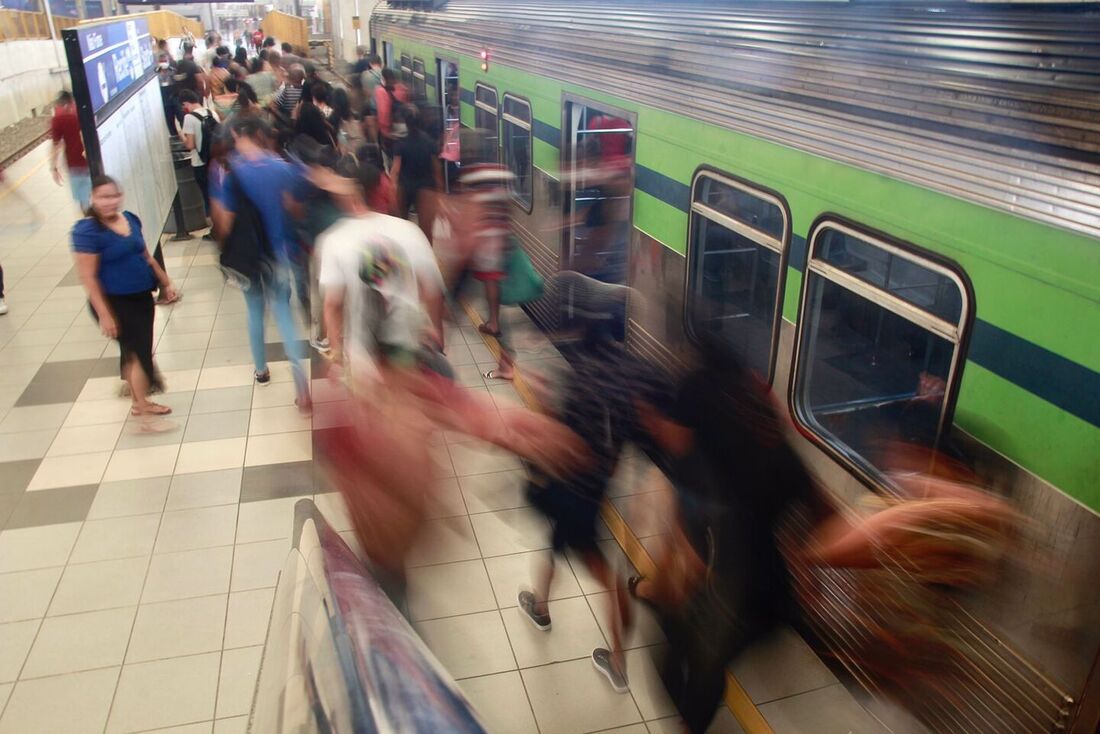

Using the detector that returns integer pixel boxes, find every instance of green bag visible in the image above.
[499,241,544,305]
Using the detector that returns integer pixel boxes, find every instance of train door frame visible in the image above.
[435,54,461,193]
[558,93,638,286]
[382,40,394,69]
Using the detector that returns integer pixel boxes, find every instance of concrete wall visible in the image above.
[0,39,67,130]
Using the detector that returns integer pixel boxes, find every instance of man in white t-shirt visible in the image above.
[179,89,216,220]
[318,159,444,378]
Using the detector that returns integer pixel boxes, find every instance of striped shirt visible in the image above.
[273,83,303,115]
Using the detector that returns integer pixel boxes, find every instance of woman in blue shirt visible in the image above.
[73,176,177,417]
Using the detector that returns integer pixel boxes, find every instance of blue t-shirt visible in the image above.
[213,152,309,262]
[71,212,156,295]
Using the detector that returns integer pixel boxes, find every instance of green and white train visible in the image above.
[368,1,1100,731]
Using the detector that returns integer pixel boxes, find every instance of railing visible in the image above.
[0,9,80,41]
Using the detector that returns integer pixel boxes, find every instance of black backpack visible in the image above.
[218,170,273,290]
[190,110,219,165]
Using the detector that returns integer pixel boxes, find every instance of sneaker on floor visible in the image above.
[0,299,7,315]
[310,337,331,353]
[295,395,312,416]
[592,648,629,693]
[517,589,551,631]
[255,370,271,385]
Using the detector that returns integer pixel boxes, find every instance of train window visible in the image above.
[502,94,533,210]
[686,171,789,381]
[793,220,970,481]
[400,54,411,75]
[412,58,427,98]
[474,83,500,161]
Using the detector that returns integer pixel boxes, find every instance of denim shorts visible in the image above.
[69,169,92,210]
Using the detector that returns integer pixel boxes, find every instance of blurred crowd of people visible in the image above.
[57,33,1022,734]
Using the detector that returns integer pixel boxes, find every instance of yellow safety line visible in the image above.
[459,298,774,734]
[0,156,49,202]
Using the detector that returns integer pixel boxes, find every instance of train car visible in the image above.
[368,1,1100,731]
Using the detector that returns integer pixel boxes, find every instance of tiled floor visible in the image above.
[0,144,880,734]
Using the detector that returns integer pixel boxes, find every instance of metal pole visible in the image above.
[41,0,64,69]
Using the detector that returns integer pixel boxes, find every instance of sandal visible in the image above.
[483,369,514,382]
[131,402,173,416]
[627,575,645,600]
[478,323,503,338]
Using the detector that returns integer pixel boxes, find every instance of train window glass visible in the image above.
[383,41,394,69]
[794,221,969,479]
[686,172,788,380]
[815,229,963,322]
[412,58,426,99]
[474,83,500,161]
[502,94,533,210]
[400,54,411,75]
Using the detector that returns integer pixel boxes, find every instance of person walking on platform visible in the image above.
[179,90,217,220]
[49,90,91,211]
[518,273,637,693]
[72,176,176,419]
[211,116,311,409]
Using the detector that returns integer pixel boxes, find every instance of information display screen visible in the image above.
[75,17,155,117]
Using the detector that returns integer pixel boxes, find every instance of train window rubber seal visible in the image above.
[788,214,975,496]
[501,92,534,213]
[682,166,792,386]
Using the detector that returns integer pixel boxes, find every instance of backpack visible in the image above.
[385,87,408,139]
[190,110,219,165]
[218,170,273,290]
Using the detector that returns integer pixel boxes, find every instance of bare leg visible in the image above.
[484,279,501,333]
[126,354,149,412]
[582,550,629,674]
[533,554,555,617]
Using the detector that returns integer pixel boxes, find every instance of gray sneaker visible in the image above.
[592,648,629,693]
[517,589,551,631]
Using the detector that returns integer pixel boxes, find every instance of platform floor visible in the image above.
[0,142,889,733]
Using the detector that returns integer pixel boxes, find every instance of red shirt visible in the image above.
[252,30,264,47]
[50,105,87,171]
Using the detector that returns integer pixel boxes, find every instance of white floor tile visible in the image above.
[230,539,289,592]
[0,619,38,682]
[142,546,233,603]
[21,607,135,679]
[155,505,238,553]
[49,556,148,616]
[215,645,262,718]
[190,386,254,415]
[26,451,111,490]
[458,671,539,734]
[312,492,353,532]
[213,716,247,734]
[647,707,745,733]
[243,430,312,466]
[0,667,119,734]
[175,437,247,474]
[0,523,80,573]
[224,588,275,649]
[107,652,220,733]
[0,428,56,462]
[415,611,516,680]
[197,365,254,390]
[235,498,299,544]
[47,422,125,457]
[406,516,482,567]
[730,627,838,705]
[623,646,677,721]
[127,595,228,663]
[424,476,468,519]
[62,399,133,428]
[0,567,63,623]
[757,684,887,734]
[483,550,583,609]
[503,595,608,668]
[249,380,297,409]
[521,657,642,734]
[70,513,161,563]
[102,444,181,483]
[448,441,524,476]
[469,507,552,557]
[407,559,497,621]
[459,469,529,513]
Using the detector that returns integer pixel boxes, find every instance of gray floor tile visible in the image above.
[263,340,311,365]
[0,459,43,495]
[92,355,124,378]
[239,461,316,503]
[166,468,242,510]
[5,483,98,529]
[114,421,185,450]
[0,487,22,529]
[183,410,251,443]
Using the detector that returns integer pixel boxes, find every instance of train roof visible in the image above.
[374,0,1100,239]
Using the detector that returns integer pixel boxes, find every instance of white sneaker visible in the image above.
[0,299,8,315]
